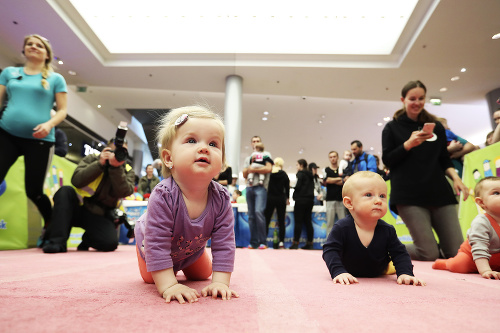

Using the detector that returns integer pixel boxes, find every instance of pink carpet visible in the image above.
[1,245,499,332]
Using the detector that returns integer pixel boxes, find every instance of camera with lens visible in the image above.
[110,121,128,162]
[106,208,134,238]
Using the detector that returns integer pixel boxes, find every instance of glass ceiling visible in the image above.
[67,0,419,55]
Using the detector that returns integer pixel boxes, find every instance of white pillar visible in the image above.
[224,75,243,178]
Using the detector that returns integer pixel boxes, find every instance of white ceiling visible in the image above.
[0,0,499,176]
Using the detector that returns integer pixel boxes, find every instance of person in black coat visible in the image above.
[290,159,315,250]
[382,80,468,261]
[264,157,290,249]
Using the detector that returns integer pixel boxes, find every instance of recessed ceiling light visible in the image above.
[68,70,77,75]
[439,87,447,92]
[450,76,460,81]
[377,122,383,126]
[492,33,500,40]
[97,105,102,108]
[263,111,269,115]
[460,68,466,72]
[383,117,391,121]
[58,60,64,65]
[262,117,268,121]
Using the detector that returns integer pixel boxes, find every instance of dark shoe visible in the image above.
[43,241,67,254]
[77,242,90,251]
[301,242,314,250]
[289,242,299,250]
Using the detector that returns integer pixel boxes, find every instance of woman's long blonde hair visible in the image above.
[272,157,284,173]
[23,34,53,90]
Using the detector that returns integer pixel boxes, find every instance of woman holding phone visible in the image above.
[382,80,468,261]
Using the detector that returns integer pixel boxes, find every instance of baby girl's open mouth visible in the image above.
[196,158,209,164]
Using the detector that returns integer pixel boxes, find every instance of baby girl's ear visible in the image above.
[161,149,173,169]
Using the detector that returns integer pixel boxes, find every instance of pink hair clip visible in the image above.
[174,114,189,126]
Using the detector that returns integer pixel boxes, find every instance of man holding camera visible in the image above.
[42,138,135,253]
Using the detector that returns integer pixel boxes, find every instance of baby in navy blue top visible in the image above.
[322,171,426,286]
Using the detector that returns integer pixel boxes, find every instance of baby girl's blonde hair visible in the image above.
[156,105,226,178]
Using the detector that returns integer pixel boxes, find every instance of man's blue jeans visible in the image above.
[245,185,268,248]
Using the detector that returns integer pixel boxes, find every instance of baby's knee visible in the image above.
[446,255,475,273]
[183,252,212,280]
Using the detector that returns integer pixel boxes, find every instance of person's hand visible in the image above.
[100,148,113,165]
[201,282,239,300]
[404,130,433,150]
[32,122,52,139]
[162,283,201,304]
[397,274,426,286]
[99,148,125,167]
[108,154,126,167]
[453,178,469,201]
[332,273,358,285]
[448,140,463,153]
[481,270,500,280]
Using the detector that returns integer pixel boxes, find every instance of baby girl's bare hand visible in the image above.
[201,282,239,300]
[162,284,201,304]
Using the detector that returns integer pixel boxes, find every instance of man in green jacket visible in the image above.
[42,138,135,253]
